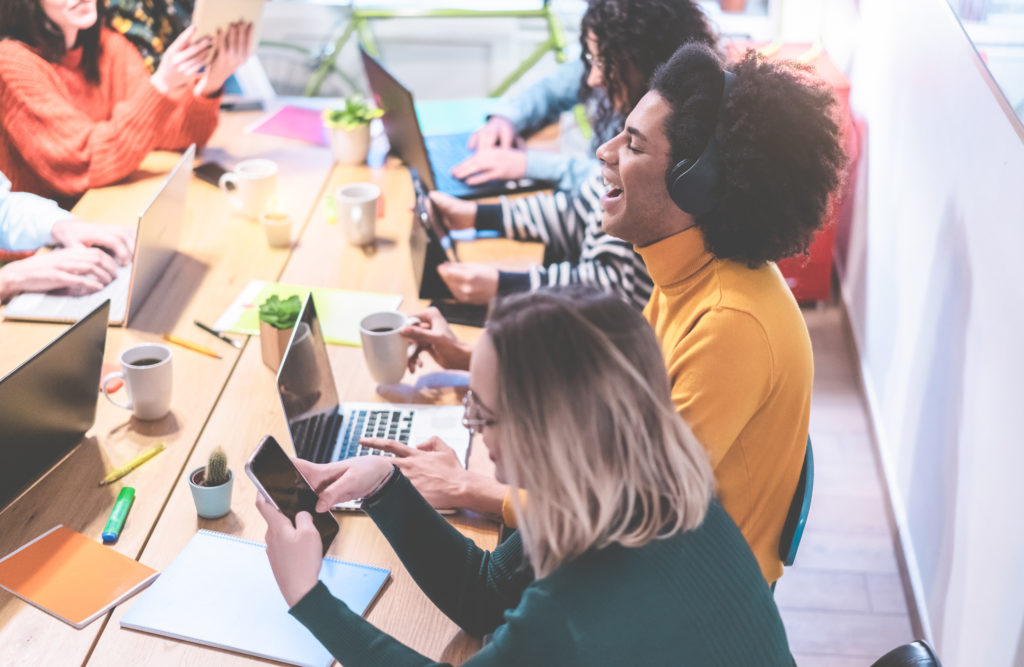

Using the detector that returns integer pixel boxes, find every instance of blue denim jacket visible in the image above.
[488,60,622,192]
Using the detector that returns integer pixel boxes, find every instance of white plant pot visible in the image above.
[327,124,371,165]
[188,467,233,519]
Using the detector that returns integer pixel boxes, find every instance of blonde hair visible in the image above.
[486,289,715,578]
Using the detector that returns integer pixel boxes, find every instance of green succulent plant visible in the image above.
[258,294,302,330]
[322,95,383,130]
[205,447,229,487]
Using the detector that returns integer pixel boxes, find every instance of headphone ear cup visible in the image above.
[667,158,696,212]
[665,136,722,216]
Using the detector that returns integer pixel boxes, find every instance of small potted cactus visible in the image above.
[188,447,234,519]
[258,294,303,372]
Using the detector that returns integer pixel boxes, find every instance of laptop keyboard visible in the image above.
[426,132,536,199]
[293,408,415,464]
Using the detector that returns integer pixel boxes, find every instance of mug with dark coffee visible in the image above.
[359,311,417,385]
[102,343,173,420]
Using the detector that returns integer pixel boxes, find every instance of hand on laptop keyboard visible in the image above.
[358,436,474,510]
[450,147,527,186]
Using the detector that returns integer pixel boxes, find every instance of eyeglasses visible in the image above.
[461,389,497,435]
[583,51,604,70]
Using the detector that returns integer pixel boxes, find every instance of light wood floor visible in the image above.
[776,305,917,666]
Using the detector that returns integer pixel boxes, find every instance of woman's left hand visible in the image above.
[195,22,254,98]
[255,494,323,607]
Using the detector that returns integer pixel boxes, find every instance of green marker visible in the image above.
[102,487,135,544]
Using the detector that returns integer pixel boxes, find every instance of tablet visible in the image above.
[191,0,265,52]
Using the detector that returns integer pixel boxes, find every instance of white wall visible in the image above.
[836,0,1024,664]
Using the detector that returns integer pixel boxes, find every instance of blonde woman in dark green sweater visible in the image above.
[256,288,794,666]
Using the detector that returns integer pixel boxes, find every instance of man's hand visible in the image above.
[255,495,324,607]
[451,148,528,186]
[0,248,120,301]
[360,436,506,516]
[50,219,135,265]
[466,116,520,150]
[292,456,395,512]
[428,191,477,231]
[196,22,254,98]
[400,306,472,372]
[437,262,499,305]
[150,25,212,94]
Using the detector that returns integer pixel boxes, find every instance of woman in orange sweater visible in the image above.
[0,0,251,204]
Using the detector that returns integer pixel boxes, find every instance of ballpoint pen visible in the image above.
[194,320,242,349]
[163,333,222,359]
[99,443,165,486]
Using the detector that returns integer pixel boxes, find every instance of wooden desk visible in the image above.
[87,160,511,665]
[0,113,334,665]
[1,122,534,663]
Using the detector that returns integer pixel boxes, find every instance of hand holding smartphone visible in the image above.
[246,436,339,556]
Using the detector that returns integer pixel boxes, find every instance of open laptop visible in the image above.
[361,47,542,199]
[3,145,195,325]
[276,293,471,509]
[0,300,109,510]
[409,168,487,327]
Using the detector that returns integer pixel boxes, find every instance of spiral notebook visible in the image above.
[120,530,390,667]
[0,525,158,628]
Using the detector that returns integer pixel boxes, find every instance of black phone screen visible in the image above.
[248,436,339,556]
[195,161,228,187]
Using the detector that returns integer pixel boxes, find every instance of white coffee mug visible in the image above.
[359,311,415,385]
[219,159,278,219]
[337,183,380,246]
[102,343,173,420]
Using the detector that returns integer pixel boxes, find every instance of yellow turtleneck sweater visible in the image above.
[638,227,811,582]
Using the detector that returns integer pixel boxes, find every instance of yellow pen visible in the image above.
[99,443,166,486]
[163,333,222,359]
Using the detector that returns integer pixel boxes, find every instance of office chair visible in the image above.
[870,639,942,667]
[779,435,814,566]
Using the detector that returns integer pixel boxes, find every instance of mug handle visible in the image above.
[219,172,239,202]
[102,372,132,411]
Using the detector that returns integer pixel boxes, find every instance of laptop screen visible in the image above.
[360,47,437,191]
[0,300,109,510]
[276,295,340,456]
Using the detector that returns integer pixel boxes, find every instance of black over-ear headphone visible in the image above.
[666,70,736,216]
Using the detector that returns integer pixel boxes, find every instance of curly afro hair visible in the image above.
[580,0,717,141]
[651,42,847,266]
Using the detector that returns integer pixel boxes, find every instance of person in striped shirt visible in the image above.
[431,0,717,309]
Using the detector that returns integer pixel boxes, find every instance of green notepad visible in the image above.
[214,280,402,347]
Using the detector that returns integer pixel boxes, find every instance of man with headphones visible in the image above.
[368,42,846,586]
[596,42,845,583]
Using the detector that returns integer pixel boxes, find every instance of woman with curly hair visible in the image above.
[426,0,717,310]
[0,0,250,204]
[257,289,793,666]
[453,0,717,192]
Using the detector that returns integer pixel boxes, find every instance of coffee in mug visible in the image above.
[359,311,416,385]
[219,159,278,219]
[102,343,173,420]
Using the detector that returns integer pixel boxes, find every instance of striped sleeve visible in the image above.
[498,173,653,310]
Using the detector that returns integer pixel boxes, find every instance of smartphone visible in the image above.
[245,436,339,556]
[195,161,228,187]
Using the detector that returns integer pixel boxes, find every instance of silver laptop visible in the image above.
[276,293,471,509]
[3,145,195,325]
[0,300,109,510]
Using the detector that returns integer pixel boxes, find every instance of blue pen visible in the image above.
[102,487,135,544]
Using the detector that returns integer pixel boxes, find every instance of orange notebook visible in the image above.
[0,525,158,628]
